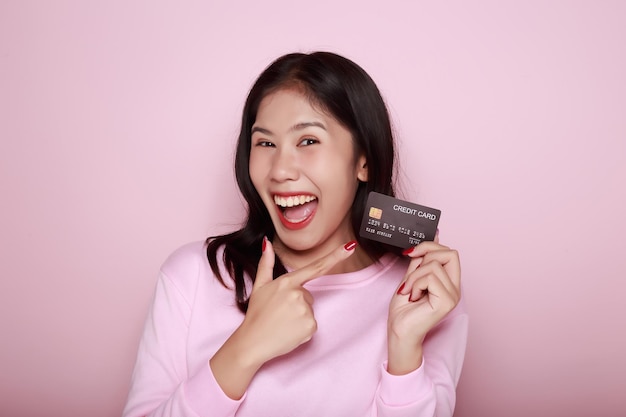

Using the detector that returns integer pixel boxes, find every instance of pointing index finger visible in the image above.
[287,240,358,287]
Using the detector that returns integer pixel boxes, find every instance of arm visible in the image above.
[122,271,243,417]
[376,240,468,417]
[376,302,468,417]
[124,239,359,416]
[209,237,358,399]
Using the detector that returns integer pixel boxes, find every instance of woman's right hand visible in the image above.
[242,237,357,362]
[209,237,356,399]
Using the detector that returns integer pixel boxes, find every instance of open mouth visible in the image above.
[273,194,318,229]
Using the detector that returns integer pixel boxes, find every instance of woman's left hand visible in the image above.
[387,238,461,375]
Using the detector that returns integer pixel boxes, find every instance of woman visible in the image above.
[123,51,467,417]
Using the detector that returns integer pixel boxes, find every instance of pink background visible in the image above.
[1,1,625,416]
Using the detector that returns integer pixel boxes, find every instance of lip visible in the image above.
[272,191,316,198]
[272,192,317,230]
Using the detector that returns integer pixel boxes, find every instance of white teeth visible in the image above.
[274,195,316,208]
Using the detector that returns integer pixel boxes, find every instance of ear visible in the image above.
[356,154,368,182]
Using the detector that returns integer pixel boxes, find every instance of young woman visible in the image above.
[123,52,467,417]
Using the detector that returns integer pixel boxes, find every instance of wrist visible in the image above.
[209,325,265,400]
[387,334,424,375]
[228,322,268,371]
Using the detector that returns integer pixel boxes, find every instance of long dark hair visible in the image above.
[206,51,400,312]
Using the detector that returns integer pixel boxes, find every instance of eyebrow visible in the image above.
[251,121,327,135]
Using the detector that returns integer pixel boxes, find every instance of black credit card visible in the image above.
[359,192,441,249]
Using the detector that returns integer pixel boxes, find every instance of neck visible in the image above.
[273,240,374,274]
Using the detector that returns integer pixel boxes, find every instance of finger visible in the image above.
[419,249,461,289]
[253,236,275,290]
[409,273,458,312]
[408,255,423,270]
[434,229,440,244]
[403,241,449,259]
[399,248,460,297]
[408,241,450,257]
[302,288,315,306]
[402,241,450,258]
[398,258,444,297]
[400,256,424,285]
[404,259,458,301]
[401,240,446,278]
[287,240,358,287]
[404,242,461,288]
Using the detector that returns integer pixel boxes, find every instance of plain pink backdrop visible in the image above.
[1,1,625,416]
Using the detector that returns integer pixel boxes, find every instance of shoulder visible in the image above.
[157,241,218,299]
[160,241,208,278]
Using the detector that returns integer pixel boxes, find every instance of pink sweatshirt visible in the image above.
[123,241,468,417]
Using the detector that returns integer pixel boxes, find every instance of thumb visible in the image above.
[253,236,275,290]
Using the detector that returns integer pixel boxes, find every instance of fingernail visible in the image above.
[262,236,267,252]
[402,247,414,256]
[344,240,357,251]
[397,282,406,295]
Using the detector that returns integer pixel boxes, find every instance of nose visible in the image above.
[269,147,299,182]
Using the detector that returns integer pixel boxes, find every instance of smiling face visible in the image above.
[249,88,368,268]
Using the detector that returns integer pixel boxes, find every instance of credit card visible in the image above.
[359,192,441,249]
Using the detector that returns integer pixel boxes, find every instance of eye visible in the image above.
[299,137,319,146]
[255,140,275,147]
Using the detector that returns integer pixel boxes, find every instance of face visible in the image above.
[249,88,368,265]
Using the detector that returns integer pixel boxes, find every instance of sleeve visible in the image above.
[122,271,245,417]
[374,299,469,417]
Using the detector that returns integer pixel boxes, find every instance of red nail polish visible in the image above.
[402,247,414,256]
[262,236,267,252]
[397,282,406,295]
[344,240,357,251]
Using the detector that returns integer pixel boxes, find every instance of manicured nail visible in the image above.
[402,246,414,256]
[344,240,358,251]
[397,282,406,295]
[262,236,267,252]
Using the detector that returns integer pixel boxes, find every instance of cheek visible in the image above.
[248,153,264,186]
[248,155,274,208]
[322,166,360,203]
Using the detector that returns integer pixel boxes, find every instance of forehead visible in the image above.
[256,89,325,119]
[255,85,339,124]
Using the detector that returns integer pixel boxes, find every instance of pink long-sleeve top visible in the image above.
[123,241,468,417]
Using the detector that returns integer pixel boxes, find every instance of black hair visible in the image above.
[206,51,400,312]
